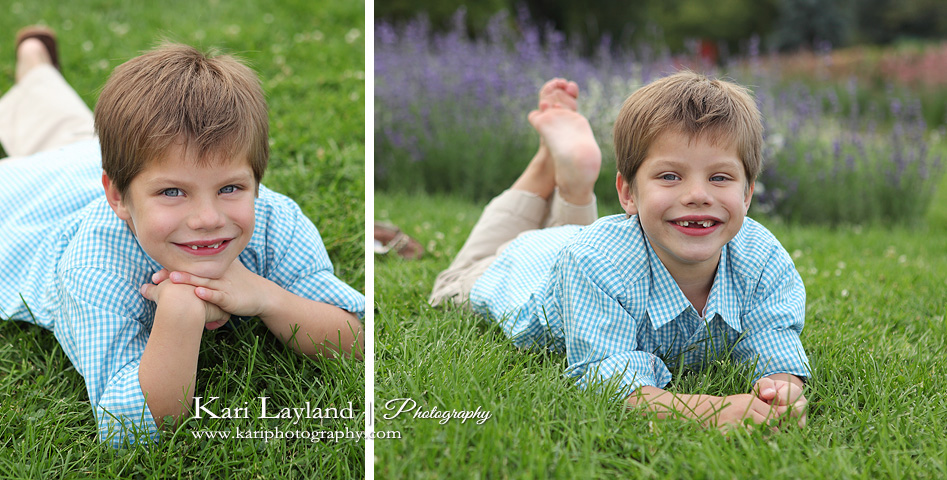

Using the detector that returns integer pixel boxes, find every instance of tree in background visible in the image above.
[770,0,854,50]
[855,0,947,44]
[374,0,508,37]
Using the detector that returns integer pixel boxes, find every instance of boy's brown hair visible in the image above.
[94,43,268,197]
[613,70,763,189]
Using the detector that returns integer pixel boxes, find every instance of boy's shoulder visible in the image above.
[571,214,645,250]
[724,217,798,291]
[245,185,322,251]
[59,198,155,286]
[728,217,790,267]
[561,213,649,281]
[252,185,308,222]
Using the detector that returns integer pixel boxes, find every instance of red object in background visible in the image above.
[699,39,718,65]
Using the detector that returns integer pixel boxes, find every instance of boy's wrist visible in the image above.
[154,283,207,328]
[252,276,284,320]
[628,386,723,421]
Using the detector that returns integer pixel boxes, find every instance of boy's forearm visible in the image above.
[139,293,205,427]
[626,386,725,424]
[259,286,364,360]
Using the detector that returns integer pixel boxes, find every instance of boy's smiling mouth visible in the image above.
[674,220,716,228]
[669,216,722,236]
[173,238,233,256]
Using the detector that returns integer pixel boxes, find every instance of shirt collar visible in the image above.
[703,245,743,332]
[641,229,691,330]
[641,225,742,332]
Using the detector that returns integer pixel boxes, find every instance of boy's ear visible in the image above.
[616,172,637,216]
[102,173,132,221]
[744,181,755,213]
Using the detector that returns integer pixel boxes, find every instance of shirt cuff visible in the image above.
[95,362,159,447]
[568,351,674,399]
[745,328,811,383]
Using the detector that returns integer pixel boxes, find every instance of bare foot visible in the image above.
[15,38,52,82]
[510,79,583,198]
[537,78,579,111]
[527,104,601,205]
[510,78,597,200]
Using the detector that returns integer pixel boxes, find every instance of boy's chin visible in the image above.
[163,259,230,279]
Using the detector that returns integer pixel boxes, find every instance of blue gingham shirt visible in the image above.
[0,140,365,446]
[470,213,809,396]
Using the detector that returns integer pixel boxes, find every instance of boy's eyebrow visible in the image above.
[216,171,255,184]
[647,158,743,171]
[145,170,255,186]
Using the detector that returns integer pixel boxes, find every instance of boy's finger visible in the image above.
[139,283,155,301]
[749,397,777,419]
[791,398,808,417]
[195,286,226,307]
[151,269,170,284]
[205,317,230,330]
[776,382,804,405]
[753,378,777,401]
[169,271,213,287]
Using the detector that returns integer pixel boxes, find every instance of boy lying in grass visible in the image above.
[430,71,809,430]
[0,28,364,446]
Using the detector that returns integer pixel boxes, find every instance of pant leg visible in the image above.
[0,65,95,158]
[429,189,548,307]
[541,188,599,228]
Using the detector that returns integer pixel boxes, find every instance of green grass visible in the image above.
[0,1,364,478]
[374,190,947,479]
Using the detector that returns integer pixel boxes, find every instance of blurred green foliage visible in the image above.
[376,0,947,54]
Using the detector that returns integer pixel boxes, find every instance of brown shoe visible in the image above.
[15,25,59,71]
[374,222,424,260]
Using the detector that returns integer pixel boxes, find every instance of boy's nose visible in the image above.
[682,180,713,206]
[188,199,226,230]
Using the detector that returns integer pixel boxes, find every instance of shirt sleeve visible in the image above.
[732,248,810,383]
[54,266,158,447]
[556,243,673,397]
[254,193,365,319]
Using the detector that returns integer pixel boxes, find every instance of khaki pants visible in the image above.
[429,189,598,306]
[0,64,95,158]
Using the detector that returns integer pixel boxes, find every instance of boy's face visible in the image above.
[617,131,753,278]
[103,142,256,279]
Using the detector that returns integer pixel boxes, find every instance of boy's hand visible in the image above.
[140,277,230,329]
[754,375,808,428]
[628,385,803,433]
[712,394,786,432]
[154,259,275,319]
[153,260,362,359]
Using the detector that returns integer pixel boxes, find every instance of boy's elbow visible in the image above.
[310,335,364,361]
[97,414,160,448]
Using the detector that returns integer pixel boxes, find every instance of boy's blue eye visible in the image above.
[220,185,238,194]
[661,174,679,181]
[710,175,729,182]
[161,188,183,197]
